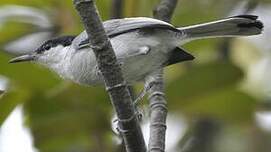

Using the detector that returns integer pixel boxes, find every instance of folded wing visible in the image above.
[73,17,178,50]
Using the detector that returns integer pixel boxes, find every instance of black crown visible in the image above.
[36,36,75,54]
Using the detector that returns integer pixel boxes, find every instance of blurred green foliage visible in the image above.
[24,84,114,152]
[0,0,271,152]
[166,61,257,123]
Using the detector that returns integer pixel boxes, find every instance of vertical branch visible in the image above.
[153,0,178,22]
[148,0,178,152]
[179,119,218,152]
[73,0,146,152]
[111,0,124,19]
[218,0,258,60]
[146,69,167,152]
[0,90,4,97]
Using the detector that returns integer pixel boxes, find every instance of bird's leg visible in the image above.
[132,86,148,122]
[112,74,159,134]
[112,84,150,132]
[133,83,153,106]
[134,71,162,105]
[132,75,158,121]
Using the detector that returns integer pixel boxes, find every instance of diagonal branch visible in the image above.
[73,0,146,152]
[148,0,178,152]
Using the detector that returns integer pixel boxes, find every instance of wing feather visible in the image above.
[73,17,178,49]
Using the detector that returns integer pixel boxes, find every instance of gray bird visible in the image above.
[9,15,263,101]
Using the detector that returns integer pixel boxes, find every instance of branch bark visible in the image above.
[73,0,146,152]
[153,0,178,22]
[111,0,124,19]
[0,90,4,96]
[148,0,178,152]
[179,119,218,152]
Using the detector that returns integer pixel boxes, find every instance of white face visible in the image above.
[37,45,66,65]
[36,45,72,77]
[9,36,76,80]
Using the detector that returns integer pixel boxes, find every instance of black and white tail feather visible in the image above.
[179,15,263,42]
[75,15,263,49]
[138,15,263,105]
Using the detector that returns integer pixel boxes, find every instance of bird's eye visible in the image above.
[44,44,51,50]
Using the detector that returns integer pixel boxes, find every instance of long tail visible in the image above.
[178,15,263,42]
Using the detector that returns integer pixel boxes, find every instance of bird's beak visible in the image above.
[9,54,35,63]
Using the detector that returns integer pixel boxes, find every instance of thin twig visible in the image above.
[73,0,146,152]
[111,0,124,19]
[148,1,178,152]
[218,0,259,60]
[179,119,218,152]
[153,0,178,22]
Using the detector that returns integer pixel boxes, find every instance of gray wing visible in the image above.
[73,17,178,50]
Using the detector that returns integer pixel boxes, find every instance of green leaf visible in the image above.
[0,52,61,90]
[0,22,37,44]
[24,84,117,152]
[167,61,244,104]
[0,52,61,125]
[0,86,30,125]
[0,0,54,7]
[166,61,257,123]
[181,89,257,123]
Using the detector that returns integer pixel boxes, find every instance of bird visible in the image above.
[9,15,263,101]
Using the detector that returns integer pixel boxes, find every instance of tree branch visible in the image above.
[179,119,218,152]
[148,0,178,152]
[73,0,146,152]
[111,0,124,19]
[146,69,167,152]
[153,0,178,22]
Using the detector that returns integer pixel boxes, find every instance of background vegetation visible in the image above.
[0,0,271,151]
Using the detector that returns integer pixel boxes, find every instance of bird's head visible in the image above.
[9,36,75,67]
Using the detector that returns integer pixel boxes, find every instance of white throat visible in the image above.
[38,45,74,80]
